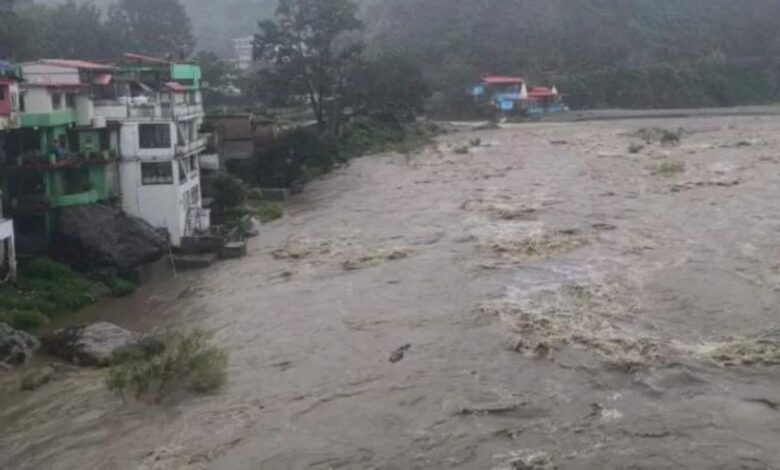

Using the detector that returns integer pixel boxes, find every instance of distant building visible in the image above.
[232,36,255,71]
[204,114,275,169]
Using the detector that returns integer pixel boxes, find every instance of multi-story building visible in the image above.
[0,54,211,253]
[93,53,210,247]
[0,61,20,281]
[1,59,119,253]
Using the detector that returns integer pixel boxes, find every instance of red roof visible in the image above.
[94,74,113,85]
[41,59,114,71]
[164,81,187,92]
[481,75,524,85]
[123,53,174,65]
[528,87,557,98]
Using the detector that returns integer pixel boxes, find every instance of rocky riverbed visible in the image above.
[3,115,780,469]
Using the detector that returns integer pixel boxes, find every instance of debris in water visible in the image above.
[456,401,527,416]
[493,451,557,470]
[696,332,780,366]
[343,247,410,271]
[485,230,589,262]
[389,344,411,363]
[480,283,665,366]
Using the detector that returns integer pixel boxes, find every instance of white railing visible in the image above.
[176,137,207,156]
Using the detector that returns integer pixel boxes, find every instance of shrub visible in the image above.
[103,275,137,297]
[628,143,644,154]
[7,310,48,332]
[655,161,686,176]
[453,145,470,154]
[212,174,246,210]
[106,328,228,400]
[250,200,284,223]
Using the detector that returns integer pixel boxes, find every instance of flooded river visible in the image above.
[3,116,780,469]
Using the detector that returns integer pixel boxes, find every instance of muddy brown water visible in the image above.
[3,116,780,469]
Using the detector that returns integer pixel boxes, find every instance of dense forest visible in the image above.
[3,0,780,111]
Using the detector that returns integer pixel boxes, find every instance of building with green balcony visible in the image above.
[1,60,121,253]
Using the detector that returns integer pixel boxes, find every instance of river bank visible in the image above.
[3,114,780,469]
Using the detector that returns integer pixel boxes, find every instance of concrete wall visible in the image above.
[119,121,177,160]
[22,63,79,86]
[119,158,201,246]
[24,88,53,114]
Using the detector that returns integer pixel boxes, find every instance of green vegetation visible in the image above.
[0,259,136,333]
[246,191,284,223]
[246,119,439,188]
[635,128,682,146]
[654,161,686,176]
[106,328,228,400]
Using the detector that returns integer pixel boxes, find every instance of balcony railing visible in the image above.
[12,150,116,170]
[176,137,207,156]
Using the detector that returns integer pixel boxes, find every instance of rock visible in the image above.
[20,366,55,391]
[389,344,411,363]
[0,322,40,365]
[42,322,136,367]
[51,204,166,271]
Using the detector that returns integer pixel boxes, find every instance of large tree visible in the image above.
[254,0,363,131]
[107,0,195,59]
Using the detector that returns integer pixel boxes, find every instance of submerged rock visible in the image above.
[20,366,55,391]
[0,322,40,365]
[42,322,136,367]
[51,204,166,270]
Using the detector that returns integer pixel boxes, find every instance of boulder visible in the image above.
[42,322,136,366]
[20,366,55,391]
[0,322,40,365]
[52,204,166,271]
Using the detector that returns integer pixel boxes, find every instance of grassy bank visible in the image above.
[0,259,135,333]
[237,118,441,188]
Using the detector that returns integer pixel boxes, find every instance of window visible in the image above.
[139,124,171,149]
[0,87,5,100]
[52,93,62,110]
[19,92,25,112]
[66,94,76,108]
[189,155,197,173]
[141,162,173,185]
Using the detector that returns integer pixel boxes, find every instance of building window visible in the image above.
[141,161,173,185]
[19,92,25,112]
[178,160,187,183]
[0,87,5,101]
[66,93,76,108]
[139,124,171,149]
[52,93,63,110]
[189,155,197,173]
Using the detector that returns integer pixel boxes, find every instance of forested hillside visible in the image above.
[4,0,780,110]
[365,0,780,111]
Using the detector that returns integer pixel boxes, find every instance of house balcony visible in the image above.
[10,189,99,214]
[51,189,99,208]
[0,113,20,131]
[176,137,207,157]
[20,109,77,128]
[10,150,116,172]
[161,103,204,120]
[94,99,162,121]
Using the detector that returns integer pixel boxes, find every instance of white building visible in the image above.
[93,55,211,247]
[0,190,16,282]
[232,36,255,71]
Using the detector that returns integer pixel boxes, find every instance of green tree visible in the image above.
[346,53,431,121]
[107,0,195,58]
[40,1,116,60]
[254,0,364,131]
